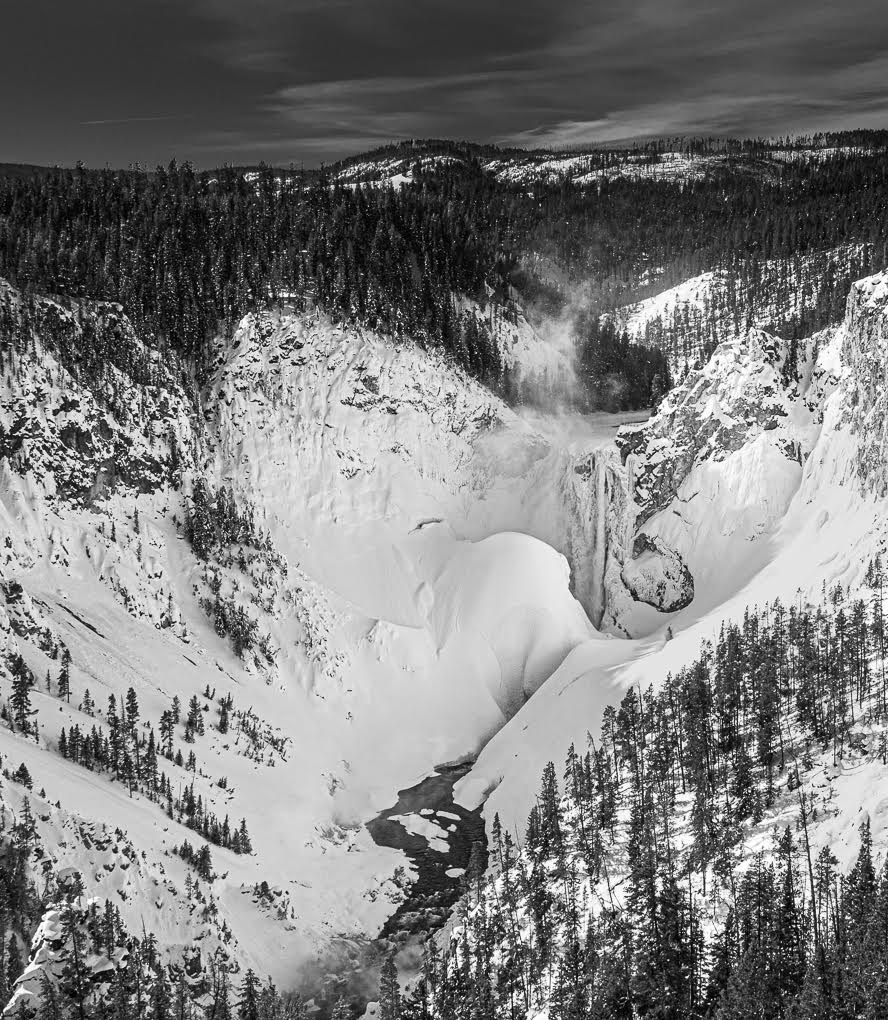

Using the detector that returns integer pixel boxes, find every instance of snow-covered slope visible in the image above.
[3,264,888,1012]
[456,271,888,843]
[609,244,873,370]
[0,283,616,1002]
[331,146,789,190]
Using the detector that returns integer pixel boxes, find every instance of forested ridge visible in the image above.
[3,135,888,410]
[0,163,519,393]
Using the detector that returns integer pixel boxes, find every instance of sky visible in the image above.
[3,0,888,168]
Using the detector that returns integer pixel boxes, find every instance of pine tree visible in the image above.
[160,710,175,757]
[106,696,123,778]
[378,952,401,1020]
[37,970,65,1020]
[173,970,191,1020]
[186,696,204,736]
[60,905,90,1020]
[10,657,35,736]
[6,935,22,991]
[237,969,260,1020]
[58,647,71,703]
[238,819,252,854]
[125,687,139,739]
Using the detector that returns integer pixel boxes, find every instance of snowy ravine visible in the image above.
[1,267,888,1011]
[0,280,622,1004]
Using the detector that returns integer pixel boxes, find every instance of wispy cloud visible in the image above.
[82,114,191,127]
[244,0,888,160]
[503,14,888,148]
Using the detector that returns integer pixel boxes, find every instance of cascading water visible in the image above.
[557,445,635,631]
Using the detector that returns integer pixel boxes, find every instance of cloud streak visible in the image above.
[82,115,191,127]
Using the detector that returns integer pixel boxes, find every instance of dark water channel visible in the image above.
[367,761,488,940]
[303,763,487,1017]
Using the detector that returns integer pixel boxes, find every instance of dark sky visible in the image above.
[4,0,888,168]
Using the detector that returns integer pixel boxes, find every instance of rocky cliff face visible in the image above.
[601,326,831,626]
[0,281,197,505]
[616,329,806,523]
[842,271,888,495]
[620,532,694,613]
[588,269,888,633]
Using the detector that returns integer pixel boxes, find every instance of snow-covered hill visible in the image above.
[609,244,875,371]
[2,263,888,1015]
[331,144,845,190]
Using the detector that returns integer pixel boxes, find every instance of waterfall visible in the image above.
[561,446,634,630]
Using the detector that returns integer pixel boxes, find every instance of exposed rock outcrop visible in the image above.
[616,329,808,526]
[843,271,888,495]
[620,533,694,612]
